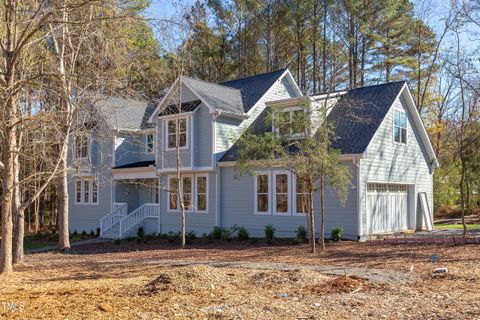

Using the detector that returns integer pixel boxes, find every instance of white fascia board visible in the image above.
[217,154,362,167]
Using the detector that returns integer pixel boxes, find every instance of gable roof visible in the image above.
[92,94,155,131]
[149,69,288,121]
[182,77,245,117]
[220,68,287,113]
[219,81,408,162]
[327,81,406,154]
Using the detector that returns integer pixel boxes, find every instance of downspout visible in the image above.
[212,112,220,227]
[352,156,363,241]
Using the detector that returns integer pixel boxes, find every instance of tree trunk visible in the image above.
[307,178,315,253]
[58,151,71,250]
[13,144,25,264]
[319,176,325,251]
[459,158,467,243]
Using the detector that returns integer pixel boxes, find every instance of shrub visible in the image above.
[89,230,95,238]
[186,231,196,243]
[96,228,101,237]
[113,239,121,245]
[264,224,276,244]
[81,231,87,239]
[249,237,259,245]
[237,226,250,240]
[165,231,181,243]
[73,230,78,236]
[331,226,344,242]
[137,227,145,242]
[209,226,224,240]
[294,226,307,244]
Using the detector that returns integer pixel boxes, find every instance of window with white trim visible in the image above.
[75,135,89,159]
[167,117,187,149]
[254,173,270,215]
[146,133,155,153]
[295,177,308,215]
[168,176,192,211]
[274,109,307,137]
[393,110,407,144]
[75,178,98,205]
[196,175,207,211]
[274,172,290,215]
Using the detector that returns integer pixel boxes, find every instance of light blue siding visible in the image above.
[359,92,433,235]
[115,132,155,167]
[157,172,217,235]
[219,165,358,238]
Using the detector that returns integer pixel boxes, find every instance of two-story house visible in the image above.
[69,69,438,240]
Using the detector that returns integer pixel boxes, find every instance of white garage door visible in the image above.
[367,183,408,234]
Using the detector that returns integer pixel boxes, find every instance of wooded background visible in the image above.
[0,0,479,272]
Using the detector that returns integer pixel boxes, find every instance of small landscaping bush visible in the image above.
[186,231,196,243]
[264,224,276,244]
[81,231,88,240]
[294,225,307,244]
[331,226,344,242]
[113,239,121,245]
[209,226,224,240]
[96,228,101,237]
[237,226,250,240]
[137,227,145,242]
[89,230,95,238]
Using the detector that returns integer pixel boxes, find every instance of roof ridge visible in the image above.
[220,68,287,84]
[316,80,406,95]
[182,76,242,93]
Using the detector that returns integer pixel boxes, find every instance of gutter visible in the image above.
[217,154,363,167]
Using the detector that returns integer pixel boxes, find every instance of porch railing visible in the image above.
[119,203,159,238]
[100,202,128,237]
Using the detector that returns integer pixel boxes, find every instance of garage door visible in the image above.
[367,183,408,234]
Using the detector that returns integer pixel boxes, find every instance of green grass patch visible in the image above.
[434,223,480,230]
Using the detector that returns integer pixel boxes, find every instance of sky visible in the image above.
[144,0,478,57]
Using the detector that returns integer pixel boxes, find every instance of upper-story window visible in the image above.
[167,117,187,150]
[146,133,155,153]
[274,108,307,138]
[393,110,407,144]
[75,135,89,159]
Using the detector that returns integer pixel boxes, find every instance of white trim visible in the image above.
[158,111,194,121]
[195,174,208,213]
[273,171,291,216]
[156,166,214,174]
[254,171,271,216]
[190,115,194,166]
[292,174,307,216]
[392,109,408,146]
[74,177,98,205]
[147,77,182,123]
[165,116,189,151]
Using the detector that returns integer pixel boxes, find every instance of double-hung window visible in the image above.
[393,110,407,144]
[75,135,89,159]
[75,178,98,205]
[167,118,187,149]
[196,175,207,212]
[146,133,155,153]
[274,109,307,138]
[254,173,270,215]
[295,177,308,215]
[167,176,192,211]
[274,172,290,215]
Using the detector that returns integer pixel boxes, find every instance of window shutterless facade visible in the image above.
[166,117,187,150]
[393,110,407,144]
[274,108,307,138]
[254,172,271,215]
[74,178,98,205]
[75,135,89,159]
[168,174,208,213]
[274,171,291,215]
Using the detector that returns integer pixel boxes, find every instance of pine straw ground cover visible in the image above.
[0,240,479,319]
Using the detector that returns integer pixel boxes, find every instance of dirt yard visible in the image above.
[1,240,479,319]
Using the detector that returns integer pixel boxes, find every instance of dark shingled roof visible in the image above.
[113,160,155,169]
[159,100,201,116]
[220,68,287,113]
[219,81,406,161]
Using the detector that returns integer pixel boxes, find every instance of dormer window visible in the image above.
[75,135,89,159]
[393,110,407,144]
[274,108,307,138]
[166,117,187,150]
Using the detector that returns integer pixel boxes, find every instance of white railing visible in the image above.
[100,202,128,237]
[119,203,159,238]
